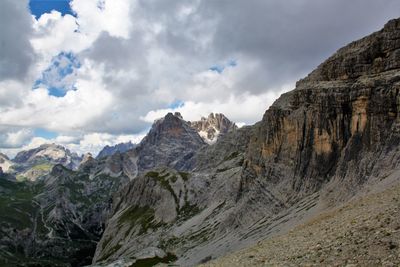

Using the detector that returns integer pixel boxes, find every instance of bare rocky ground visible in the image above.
[201,177,400,267]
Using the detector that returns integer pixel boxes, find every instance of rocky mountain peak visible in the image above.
[134,112,205,172]
[146,112,201,143]
[13,143,82,170]
[189,113,237,144]
[81,152,94,163]
[297,18,400,87]
[96,141,136,159]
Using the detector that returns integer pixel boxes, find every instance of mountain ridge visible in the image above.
[91,17,400,266]
[0,18,400,267]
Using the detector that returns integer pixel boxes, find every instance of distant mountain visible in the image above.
[96,141,136,159]
[92,18,400,266]
[0,153,13,173]
[2,18,400,267]
[189,113,237,144]
[11,144,82,181]
[13,143,82,170]
[134,112,206,172]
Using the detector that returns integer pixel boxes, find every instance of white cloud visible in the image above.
[2,0,400,157]
[66,132,145,156]
[141,87,291,126]
[0,129,33,149]
[1,132,146,158]
[0,61,114,132]
[71,0,133,39]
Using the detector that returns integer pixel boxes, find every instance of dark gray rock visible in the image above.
[96,142,136,159]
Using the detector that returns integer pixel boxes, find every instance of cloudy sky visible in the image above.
[0,0,399,157]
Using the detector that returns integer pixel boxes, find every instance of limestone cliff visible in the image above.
[92,18,400,266]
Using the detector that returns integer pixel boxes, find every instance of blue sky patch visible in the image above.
[209,59,237,73]
[209,65,224,73]
[29,0,74,19]
[34,128,58,139]
[168,100,185,109]
[33,52,81,97]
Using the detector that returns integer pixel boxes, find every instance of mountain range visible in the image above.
[0,18,400,267]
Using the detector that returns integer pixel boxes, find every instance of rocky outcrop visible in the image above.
[93,18,400,266]
[96,142,136,159]
[189,113,237,144]
[0,153,13,173]
[134,112,206,172]
[245,18,400,203]
[13,144,82,170]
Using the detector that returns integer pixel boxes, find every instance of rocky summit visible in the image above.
[0,18,400,267]
[96,142,136,159]
[14,144,82,170]
[189,113,237,144]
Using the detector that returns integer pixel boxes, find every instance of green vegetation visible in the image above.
[179,202,201,219]
[118,205,163,235]
[97,243,122,262]
[16,174,27,182]
[178,172,190,181]
[186,227,214,244]
[129,253,178,267]
[146,171,179,206]
[0,179,43,230]
[223,151,240,161]
[170,175,178,183]
[31,163,53,172]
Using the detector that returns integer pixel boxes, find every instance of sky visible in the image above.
[0,0,399,157]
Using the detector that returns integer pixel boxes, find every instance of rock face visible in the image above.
[245,18,400,203]
[14,144,82,170]
[92,18,400,266]
[201,176,400,266]
[189,113,237,144]
[134,112,206,172]
[0,153,13,173]
[96,142,136,159]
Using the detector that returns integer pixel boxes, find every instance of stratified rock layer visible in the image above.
[93,18,400,266]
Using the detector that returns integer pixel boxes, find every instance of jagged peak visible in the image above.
[96,141,135,159]
[297,17,400,87]
[189,112,237,144]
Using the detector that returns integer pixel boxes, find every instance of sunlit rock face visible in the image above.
[13,143,82,170]
[189,113,237,144]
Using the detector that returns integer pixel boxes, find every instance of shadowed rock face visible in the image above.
[96,142,136,159]
[134,112,206,172]
[93,18,400,266]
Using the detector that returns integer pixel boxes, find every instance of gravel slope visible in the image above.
[201,180,400,267]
